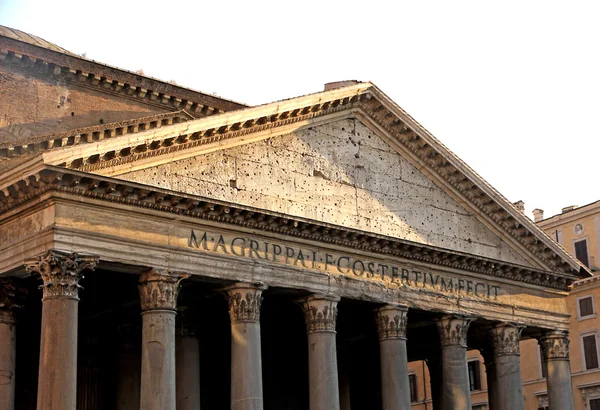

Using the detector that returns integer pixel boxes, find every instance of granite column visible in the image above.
[138,269,189,410]
[0,278,25,410]
[488,324,525,410]
[301,294,341,410]
[436,315,473,410]
[176,308,200,410]
[224,282,267,410]
[26,250,98,410]
[375,305,410,410]
[539,330,575,410]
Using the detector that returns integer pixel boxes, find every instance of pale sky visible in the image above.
[1,0,597,219]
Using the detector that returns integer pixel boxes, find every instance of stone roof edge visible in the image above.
[0,81,588,276]
[364,84,589,277]
[0,164,580,291]
[0,110,195,150]
[0,36,246,114]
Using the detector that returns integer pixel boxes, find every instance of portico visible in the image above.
[0,82,589,409]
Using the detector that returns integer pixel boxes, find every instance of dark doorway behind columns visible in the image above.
[261,291,309,410]
[337,299,382,410]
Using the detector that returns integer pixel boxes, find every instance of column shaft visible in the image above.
[302,294,340,410]
[482,352,498,410]
[436,315,473,410]
[375,305,410,410]
[140,310,176,409]
[488,324,525,410]
[539,331,575,410]
[176,335,200,410]
[138,269,188,410]
[0,278,23,410]
[0,318,16,410]
[25,250,98,410]
[225,283,266,410]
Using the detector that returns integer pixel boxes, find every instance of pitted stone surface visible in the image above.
[120,118,532,266]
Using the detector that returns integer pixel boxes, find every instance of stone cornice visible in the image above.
[0,110,194,152]
[0,36,245,119]
[0,81,586,278]
[0,166,580,290]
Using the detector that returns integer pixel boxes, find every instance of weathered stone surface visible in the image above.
[120,118,532,266]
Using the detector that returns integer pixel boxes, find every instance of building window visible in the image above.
[468,360,481,391]
[578,296,596,320]
[591,399,600,410]
[538,345,547,378]
[409,374,417,403]
[582,333,600,370]
[575,239,590,267]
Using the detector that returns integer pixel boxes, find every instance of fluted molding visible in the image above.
[436,315,473,348]
[223,282,267,324]
[138,269,189,311]
[0,277,27,324]
[25,250,98,300]
[375,305,408,341]
[539,330,570,361]
[301,294,340,333]
[489,323,524,356]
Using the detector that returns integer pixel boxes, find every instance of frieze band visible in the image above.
[25,250,99,300]
[138,269,189,311]
[189,230,502,300]
[437,315,473,347]
[224,283,266,324]
[539,330,570,360]
[301,294,340,333]
[375,305,408,341]
[489,323,524,356]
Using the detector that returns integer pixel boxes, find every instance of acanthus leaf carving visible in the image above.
[436,315,473,347]
[25,250,98,300]
[539,330,570,360]
[489,323,524,356]
[224,282,267,324]
[138,269,189,311]
[375,305,408,341]
[301,294,340,333]
[0,277,27,324]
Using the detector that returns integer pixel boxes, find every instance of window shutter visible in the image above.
[579,297,594,317]
[575,240,590,267]
[583,334,599,369]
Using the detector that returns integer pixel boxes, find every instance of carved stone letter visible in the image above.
[25,250,98,300]
[375,305,408,341]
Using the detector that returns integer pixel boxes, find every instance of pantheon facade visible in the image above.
[0,26,590,410]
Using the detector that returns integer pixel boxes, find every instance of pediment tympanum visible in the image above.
[118,117,533,267]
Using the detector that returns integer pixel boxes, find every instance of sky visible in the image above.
[0,0,597,219]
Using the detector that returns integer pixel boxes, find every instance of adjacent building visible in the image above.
[0,25,590,410]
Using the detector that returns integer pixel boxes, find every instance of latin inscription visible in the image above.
[189,230,500,300]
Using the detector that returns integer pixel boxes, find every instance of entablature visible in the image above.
[0,166,581,292]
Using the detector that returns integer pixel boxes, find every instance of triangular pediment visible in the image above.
[115,117,535,267]
[0,82,587,276]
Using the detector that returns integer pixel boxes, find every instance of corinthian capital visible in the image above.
[436,315,473,348]
[539,330,570,360]
[224,282,267,324]
[489,323,524,356]
[375,305,408,341]
[301,294,340,333]
[0,277,27,324]
[25,250,98,300]
[138,269,189,311]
